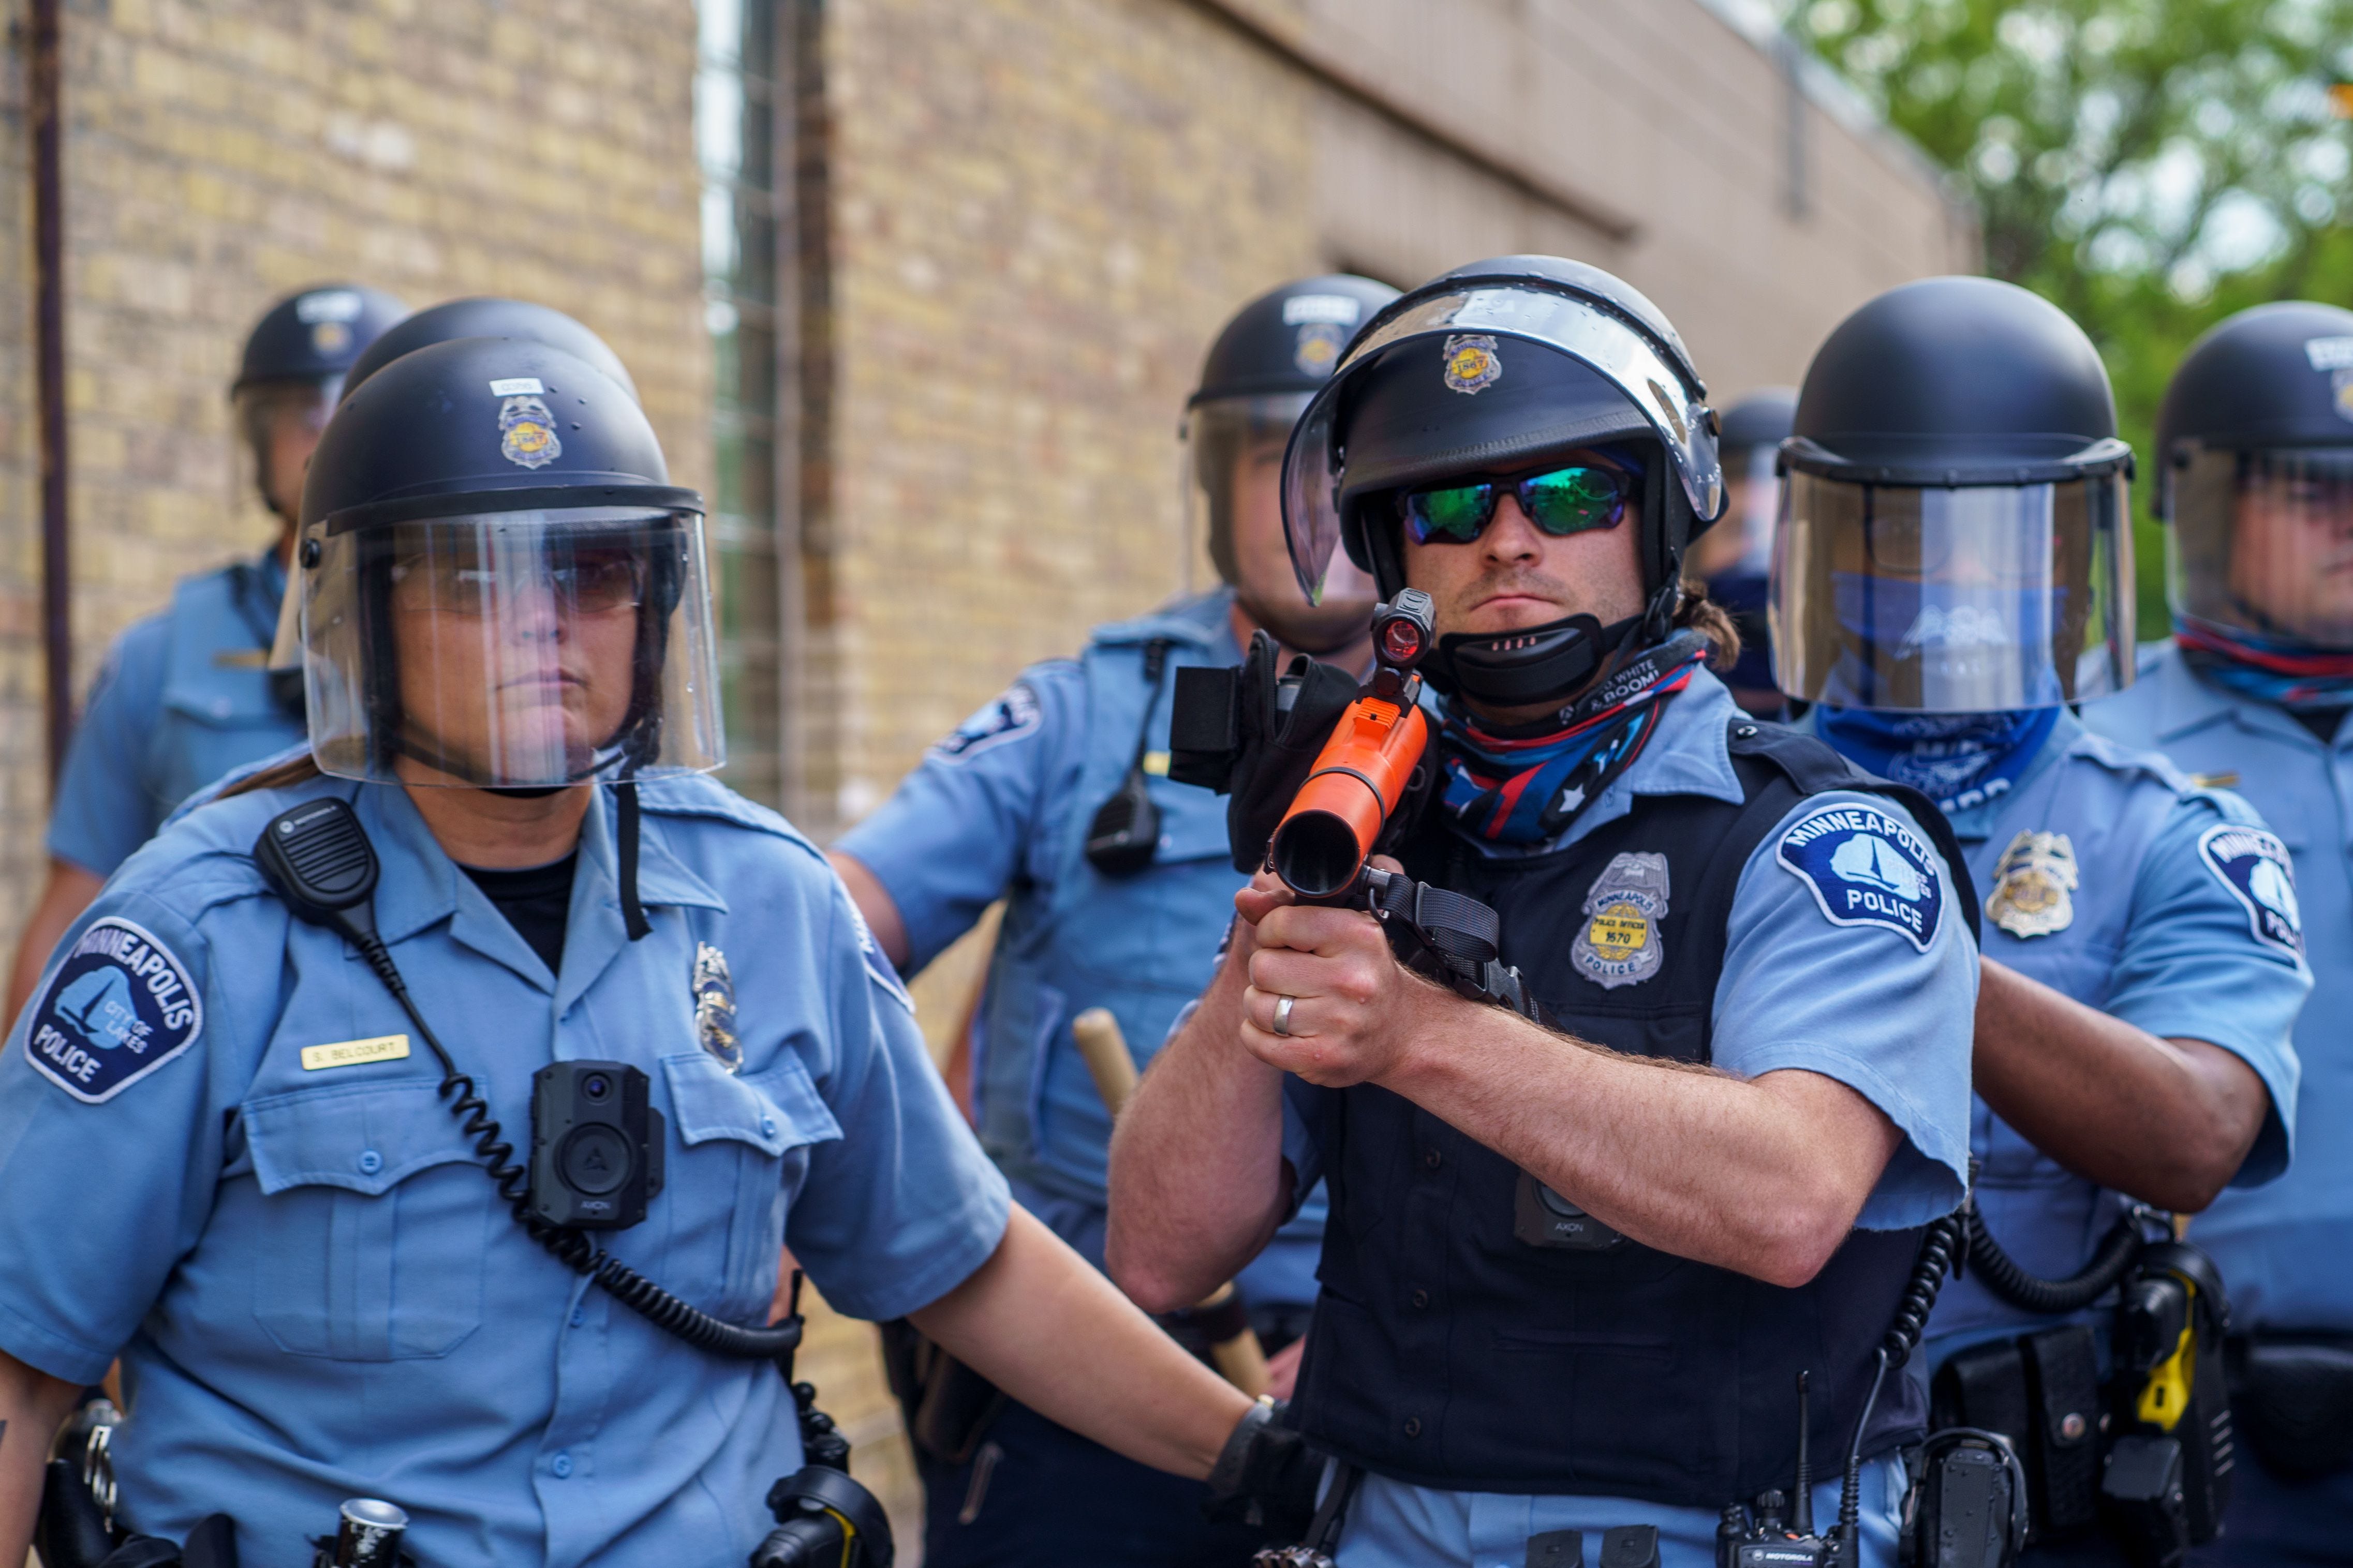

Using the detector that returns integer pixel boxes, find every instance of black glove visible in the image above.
[1203,1398,1324,1540]
[1166,632,1363,874]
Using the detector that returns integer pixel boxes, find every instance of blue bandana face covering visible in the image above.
[1439,629,1710,845]
[1814,705,2060,814]
[2177,617,2353,713]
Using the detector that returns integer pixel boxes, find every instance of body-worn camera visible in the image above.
[529,1061,665,1230]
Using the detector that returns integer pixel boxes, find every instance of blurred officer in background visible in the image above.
[1684,386,1794,715]
[0,333,1259,1568]
[1790,278,2306,1565]
[826,272,1397,1567]
[2082,300,2353,1566]
[1110,256,1980,1568]
[5,284,406,1019]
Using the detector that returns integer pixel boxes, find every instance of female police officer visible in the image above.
[1787,278,2306,1564]
[0,336,1254,1568]
[2083,301,2353,1564]
[1110,256,1979,1567]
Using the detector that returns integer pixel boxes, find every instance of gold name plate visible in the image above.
[300,1034,411,1071]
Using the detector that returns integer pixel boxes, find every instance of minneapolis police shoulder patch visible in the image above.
[2197,823,2303,957]
[26,917,203,1103]
[930,682,1042,764]
[1775,798,1945,952]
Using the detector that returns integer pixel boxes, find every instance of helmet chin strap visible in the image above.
[1429,611,1642,711]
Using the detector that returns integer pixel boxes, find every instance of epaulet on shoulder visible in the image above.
[2066,725,2198,795]
[627,773,818,854]
[1724,715,1872,794]
[1089,589,1231,649]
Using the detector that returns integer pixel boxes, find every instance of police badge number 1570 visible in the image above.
[26,918,203,1103]
[1775,800,1945,952]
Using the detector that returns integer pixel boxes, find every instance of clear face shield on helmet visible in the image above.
[301,506,725,787]
[1770,472,2134,711]
[1184,390,1376,653]
[234,379,341,524]
[2169,445,2353,650]
[1281,281,1723,603]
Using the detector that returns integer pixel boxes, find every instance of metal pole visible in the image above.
[29,0,70,785]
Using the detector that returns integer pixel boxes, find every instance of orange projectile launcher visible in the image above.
[1268,590,1436,901]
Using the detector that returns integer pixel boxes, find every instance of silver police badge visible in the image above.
[1571,852,1669,989]
[692,942,741,1071]
[1985,830,2077,939]
[498,394,563,469]
[1442,333,1502,395]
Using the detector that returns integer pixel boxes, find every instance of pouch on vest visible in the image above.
[1931,1325,2102,1542]
[2230,1335,2353,1480]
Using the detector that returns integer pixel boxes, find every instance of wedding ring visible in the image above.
[1272,994,1297,1037]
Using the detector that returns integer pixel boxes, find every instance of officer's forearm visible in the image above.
[1973,957,2268,1213]
[825,853,911,972]
[910,1205,1254,1479]
[1380,984,1902,1288]
[0,1348,84,1568]
[6,859,105,1023]
[1106,932,1292,1313]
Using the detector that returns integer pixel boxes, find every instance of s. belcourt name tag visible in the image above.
[300,1034,411,1071]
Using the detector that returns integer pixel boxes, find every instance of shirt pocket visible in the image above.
[662,1050,843,1320]
[241,1080,494,1361]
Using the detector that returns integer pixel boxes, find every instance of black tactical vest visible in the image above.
[1290,718,1977,1507]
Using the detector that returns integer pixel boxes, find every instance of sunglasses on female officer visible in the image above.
[1397,463,1631,546]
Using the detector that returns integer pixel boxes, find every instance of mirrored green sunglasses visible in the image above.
[1398,464,1630,545]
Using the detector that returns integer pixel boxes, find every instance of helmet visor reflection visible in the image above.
[2169,446,2353,651]
[1771,473,2134,711]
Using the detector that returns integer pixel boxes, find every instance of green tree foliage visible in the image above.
[1791,0,2353,628]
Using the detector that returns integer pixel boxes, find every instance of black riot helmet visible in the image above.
[1281,255,1724,707]
[341,296,640,405]
[231,285,407,522]
[1184,274,1399,654]
[1773,276,2135,712]
[2156,301,2353,651]
[1704,386,1799,581]
[295,337,720,792]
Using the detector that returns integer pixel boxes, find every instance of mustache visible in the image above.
[1460,567,1574,603]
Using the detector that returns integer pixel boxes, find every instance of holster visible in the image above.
[879,1318,1007,1466]
[2229,1334,2353,1480]
[33,1459,238,1568]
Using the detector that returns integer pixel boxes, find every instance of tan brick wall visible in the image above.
[0,0,708,958]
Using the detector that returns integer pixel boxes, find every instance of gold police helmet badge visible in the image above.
[1293,322,1345,376]
[1442,333,1502,396]
[310,319,352,357]
[1985,830,2078,939]
[693,941,741,1072]
[1572,850,1669,989]
[2333,367,2353,424]
[495,381,563,470]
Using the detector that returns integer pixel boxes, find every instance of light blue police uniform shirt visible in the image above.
[2083,642,2350,1334]
[48,553,306,878]
[1279,669,1979,1568]
[1874,708,2307,1373]
[836,586,1328,1311]
[0,771,1009,1568]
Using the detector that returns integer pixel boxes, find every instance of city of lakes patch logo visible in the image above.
[26,918,203,1103]
[498,389,563,470]
[1775,799,1944,951]
[931,682,1042,763]
[1442,334,1502,395]
[693,942,741,1072]
[2199,823,2303,957]
[1986,829,2078,939]
[1293,322,1346,377]
[1571,851,1669,989]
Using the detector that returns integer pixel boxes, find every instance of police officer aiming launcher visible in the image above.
[1791,278,2307,1567]
[1109,256,1981,1566]
[0,331,1264,1568]
[828,273,1396,1566]
[5,284,407,1021]
[2085,300,2353,1564]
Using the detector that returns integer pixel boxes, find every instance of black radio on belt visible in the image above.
[529,1061,665,1230]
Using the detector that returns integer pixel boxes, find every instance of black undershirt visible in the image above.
[460,852,579,975]
[2293,705,2349,744]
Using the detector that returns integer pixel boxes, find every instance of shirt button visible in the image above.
[1410,1288,1430,1310]
[1422,1147,1442,1172]
[1402,1416,1422,1439]
[357,1150,383,1175]
[551,1452,573,1479]
[569,1306,586,1328]
[760,1115,778,1139]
